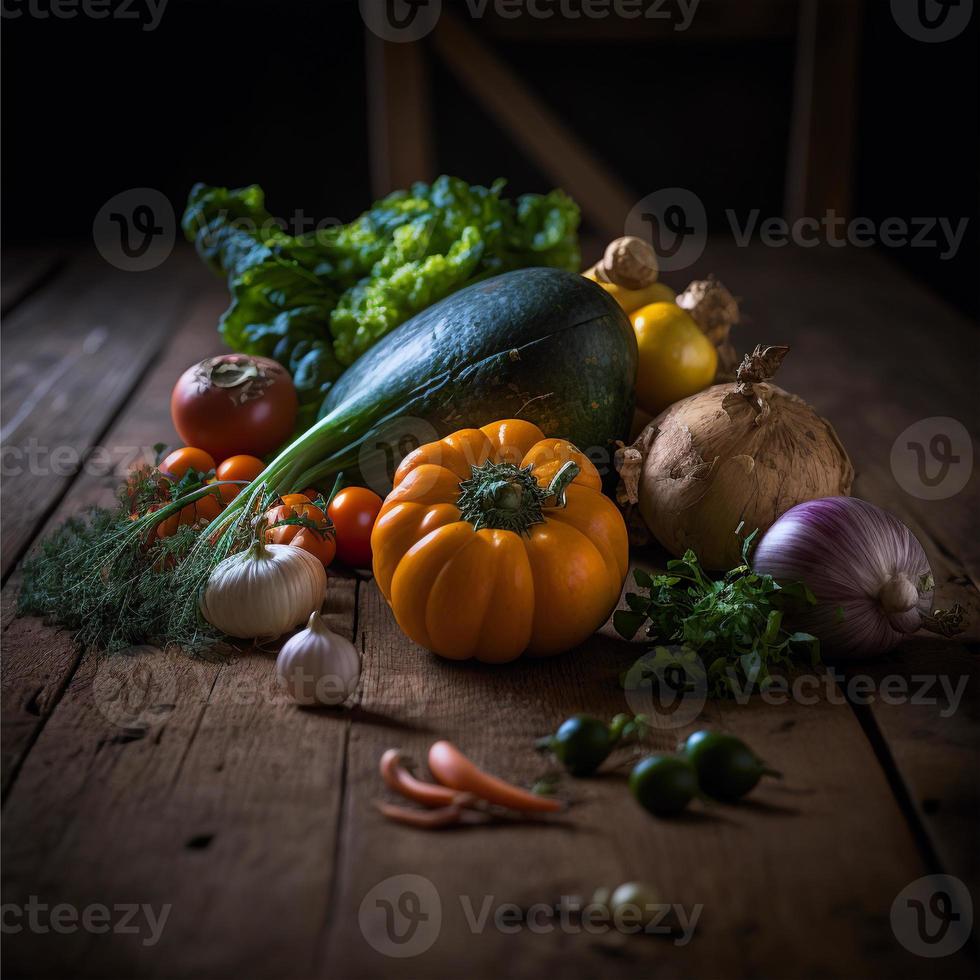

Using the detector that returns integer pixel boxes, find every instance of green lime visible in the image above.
[629,755,698,816]
[551,714,613,776]
[680,730,775,802]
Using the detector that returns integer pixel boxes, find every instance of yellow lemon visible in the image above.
[585,275,676,314]
[630,302,717,415]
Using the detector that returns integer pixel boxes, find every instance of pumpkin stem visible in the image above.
[457,459,582,534]
[546,461,580,509]
[457,460,549,535]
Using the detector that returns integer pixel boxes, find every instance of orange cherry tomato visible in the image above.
[215,454,266,503]
[159,447,216,480]
[281,492,318,509]
[328,487,383,568]
[264,495,336,568]
[156,490,222,539]
[156,447,222,538]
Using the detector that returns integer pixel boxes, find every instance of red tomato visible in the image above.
[171,354,297,461]
[159,447,215,480]
[328,487,383,568]
[215,454,266,503]
[264,496,336,568]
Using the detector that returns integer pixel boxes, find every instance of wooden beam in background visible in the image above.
[431,11,636,240]
[365,32,435,199]
[785,0,863,221]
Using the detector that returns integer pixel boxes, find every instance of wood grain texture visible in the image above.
[1,587,356,980]
[1,249,66,317]
[1,267,225,797]
[846,643,979,901]
[1,256,356,978]
[318,580,973,980]
[0,250,202,579]
[1,242,977,980]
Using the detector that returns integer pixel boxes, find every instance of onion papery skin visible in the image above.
[618,375,854,570]
[753,497,934,658]
[200,542,326,640]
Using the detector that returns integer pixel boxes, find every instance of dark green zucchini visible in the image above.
[313,267,637,487]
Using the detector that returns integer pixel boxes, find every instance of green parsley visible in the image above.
[614,532,820,698]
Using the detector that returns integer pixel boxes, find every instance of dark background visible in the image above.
[2,0,977,317]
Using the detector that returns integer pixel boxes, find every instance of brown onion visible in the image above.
[616,345,853,570]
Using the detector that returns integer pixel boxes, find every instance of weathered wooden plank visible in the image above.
[1,249,65,317]
[2,239,976,980]
[0,249,202,580]
[319,579,972,979]
[672,239,980,928]
[0,255,357,978]
[318,240,977,978]
[1,578,357,980]
[1,277,226,798]
[846,642,979,899]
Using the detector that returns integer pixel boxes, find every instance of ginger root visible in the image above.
[677,276,740,380]
[584,236,659,290]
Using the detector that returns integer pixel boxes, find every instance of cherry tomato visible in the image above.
[281,492,318,509]
[171,354,297,461]
[328,487,383,568]
[214,454,266,503]
[156,492,222,539]
[159,447,215,481]
[264,495,336,568]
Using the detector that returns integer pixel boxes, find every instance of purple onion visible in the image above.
[752,497,934,658]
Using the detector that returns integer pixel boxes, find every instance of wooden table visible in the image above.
[2,242,977,979]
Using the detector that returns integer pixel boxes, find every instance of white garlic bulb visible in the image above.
[200,540,326,639]
[276,610,360,706]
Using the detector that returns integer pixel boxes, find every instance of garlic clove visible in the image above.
[275,608,360,707]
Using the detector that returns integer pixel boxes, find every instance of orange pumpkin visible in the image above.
[371,419,628,662]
